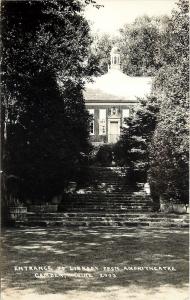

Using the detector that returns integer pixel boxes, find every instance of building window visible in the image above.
[88,109,94,135]
[99,109,106,135]
[122,109,130,127]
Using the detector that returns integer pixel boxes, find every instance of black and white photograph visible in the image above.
[1,0,189,299]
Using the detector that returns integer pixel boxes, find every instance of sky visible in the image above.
[84,0,177,35]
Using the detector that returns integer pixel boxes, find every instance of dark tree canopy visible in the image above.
[114,96,159,178]
[90,33,116,74]
[92,15,170,77]
[118,15,171,76]
[116,0,189,205]
[2,0,92,98]
[149,0,189,203]
[1,0,94,203]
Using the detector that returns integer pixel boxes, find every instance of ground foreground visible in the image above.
[1,226,189,300]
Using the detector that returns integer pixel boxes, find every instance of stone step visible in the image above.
[62,196,151,200]
[76,185,144,189]
[66,195,150,200]
[75,190,144,193]
[62,205,152,210]
[63,200,151,204]
[27,215,189,223]
[72,193,148,196]
[62,202,151,205]
[62,204,152,208]
[69,197,149,201]
[67,200,150,203]
[20,211,189,228]
[62,208,153,212]
[92,182,128,185]
[61,201,151,205]
[16,219,189,228]
[66,194,151,197]
[26,212,189,218]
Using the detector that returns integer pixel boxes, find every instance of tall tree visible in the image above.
[114,96,159,183]
[1,0,94,203]
[90,33,117,74]
[118,15,169,76]
[116,0,189,207]
[149,0,189,204]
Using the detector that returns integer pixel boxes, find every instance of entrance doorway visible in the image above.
[108,120,120,143]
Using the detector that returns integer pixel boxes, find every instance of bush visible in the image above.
[96,145,113,166]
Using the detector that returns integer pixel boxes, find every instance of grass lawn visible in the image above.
[1,226,189,300]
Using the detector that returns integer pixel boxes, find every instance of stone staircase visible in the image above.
[25,212,189,227]
[60,167,153,213]
[21,167,189,228]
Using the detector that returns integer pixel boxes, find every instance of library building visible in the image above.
[84,47,152,145]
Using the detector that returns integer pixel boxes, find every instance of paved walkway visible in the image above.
[1,227,189,300]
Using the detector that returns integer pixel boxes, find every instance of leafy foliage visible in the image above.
[90,33,116,74]
[117,0,189,205]
[2,0,94,203]
[118,15,169,76]
[115,97,159,181]
[93,15,169,76]
[2,0,92,97]
[149,0,189,204]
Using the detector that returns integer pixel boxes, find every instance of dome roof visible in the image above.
[84,68,153,102]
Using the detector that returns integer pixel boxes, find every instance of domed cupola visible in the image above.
[110,46,121,70]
